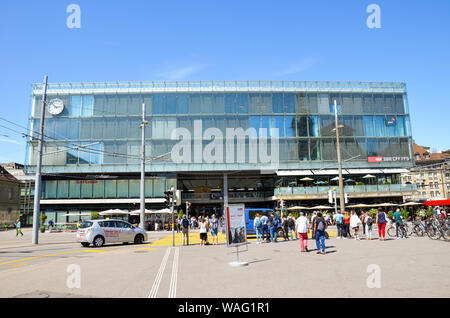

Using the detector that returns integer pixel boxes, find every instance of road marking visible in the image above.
[0,250,81,267]
[148,247,171,298]
[168,247,179,298]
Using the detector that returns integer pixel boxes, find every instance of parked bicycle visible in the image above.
[387,221,408,238]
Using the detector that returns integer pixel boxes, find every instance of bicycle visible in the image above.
[387,221,408,238]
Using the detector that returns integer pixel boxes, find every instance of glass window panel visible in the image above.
[117,118,128,138]
[296,93,307,113]
[201,94,213,113]
[81,182,93,198]
[153,94,165,114]
[69,96,82,117]
[93,180,105,198]
[213,94,225,113]
[296,116,308,137]
[362,94,375,113]
[298,140,309,161]
[374,116,386,137]
[166,178,177,192]
[128,118,140,139]
[236,94,248,113]
[394,95,405,113]
[90,143,103,164]
[363,116,375,136]
[273,116,284,137]
[166,94,177,114]
[129,95,141,115]
[190,94,201,114]
[284,94,296,113]
[272,93,283,113]
[225,94,236,113]
[310,139,321,160]
[322,139,337,161]
[45,180,57,199]
[69,181,81,198]
[145,179,153,197]
[285,116,295,137]
[309,116,320,137]
[79,118,92,140]
[67,146,78,164]
[82,95,94,116]
[177,94,189,114]
[366,139,378,156]
[153,178,165,197]
[105,180,117,198]
[57,180,69,198]
[143,94,153,116]
[319,116,334,136]
[129,180,140,198]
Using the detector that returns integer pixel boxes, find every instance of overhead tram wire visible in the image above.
[0,116,163,161]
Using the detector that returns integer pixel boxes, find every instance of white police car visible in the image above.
[77,219,148,247]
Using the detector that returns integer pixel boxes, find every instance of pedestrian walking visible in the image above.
[261,213,269,242]
[310,211,318,239]
[15,219,23,237]
[295,212,309,252]
[364,212,373,240]
[376,208,388,241]
[48,219,54,232]
[333,210,344,239]
[181,214,190,246]
[314,213,327,254]
[287,213,298,240]
[343,212,351,238]
[360,211,366,235]
[281,215,290,241]
[209,214,219,245]
[253,213,263,244]
[393,208,407,239]
[268,212,278,243]
[199,218,208,246]
[350,210,362,240]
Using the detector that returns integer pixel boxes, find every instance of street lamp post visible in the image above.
[333,99,346,213]
[139,103,148,230]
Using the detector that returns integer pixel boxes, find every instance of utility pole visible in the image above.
[32,76,48,245]
[170,186,175,247]
[333,99,346,213]
[139,103,148,230]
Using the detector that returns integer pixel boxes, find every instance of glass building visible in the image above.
[25,81,417,225]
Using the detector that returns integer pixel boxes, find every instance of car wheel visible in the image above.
[93,236,105,247]
[134,234,144,244]
[81,242,90,247]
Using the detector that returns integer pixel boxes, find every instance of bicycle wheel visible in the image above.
[387,225,396,238]
[413,225,424,237]
[426,227,438,240]
[403,223,411,237]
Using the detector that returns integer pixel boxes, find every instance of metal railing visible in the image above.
[275,184,417,195]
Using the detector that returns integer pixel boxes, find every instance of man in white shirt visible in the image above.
[295,212,309,252]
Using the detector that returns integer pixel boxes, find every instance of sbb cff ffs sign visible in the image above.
[368,156,409,163]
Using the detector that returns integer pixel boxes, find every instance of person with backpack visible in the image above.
[260,214,269,242]
[281,215,290,241]
[287,213,298,240]
[209,214,219,245]
[333,210,344,239]
[295,212,309,252]
[253,213,263,244]
[376,207,388,241]
[364,212,373,240]
[314,213,327,254]
[268,212,279,243]
[181,215,190,246]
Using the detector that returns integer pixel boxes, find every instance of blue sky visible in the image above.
[1,0,449,164]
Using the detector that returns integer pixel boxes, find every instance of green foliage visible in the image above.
[91,212,100,219]
[368,208,378,220]
[178,209,184,219]
[40,213,47,225]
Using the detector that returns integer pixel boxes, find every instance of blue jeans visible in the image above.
[262,225,269,241]
[315,231,326,252]
[255,227,263,242]
[269,226,277,242]
[289,227,298,240]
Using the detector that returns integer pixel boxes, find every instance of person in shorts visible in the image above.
[199,219,208,246]
[209,214,219,245]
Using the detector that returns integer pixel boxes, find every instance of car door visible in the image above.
[102,220,120,244]
[117,221,133,243]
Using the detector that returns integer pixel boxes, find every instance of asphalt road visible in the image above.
[0,227,449,298]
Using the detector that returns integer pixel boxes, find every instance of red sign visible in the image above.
[368,156,383,163]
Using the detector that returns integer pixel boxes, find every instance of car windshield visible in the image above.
[79,221,93,229]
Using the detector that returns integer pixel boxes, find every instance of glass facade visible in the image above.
[27,81,413,173]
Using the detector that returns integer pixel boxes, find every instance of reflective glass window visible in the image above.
[153,94,165,114]
[81,182,93,198]
[105,180,117,198]
[57,180,69,198]
[93,180,104,198]
[69,181,81,198]
[284,94,296,113]
[285,116,295,137]
[166,94,177,114]
[177,94,189,114]
[310,139,321,160]
[298,140,309,161]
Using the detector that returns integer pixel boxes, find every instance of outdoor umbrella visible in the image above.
[129,209,154,216]
[300,177,314,181]
[315,181,327,185]
[400,202,423,206]
[151,208,172,214]
[99,209,129,216]
[287,206,309,210]
[362,174,376,179]
[309,205,333,210]
[344,179,354,183]
[346,204,373,208]
[330,176,340,181]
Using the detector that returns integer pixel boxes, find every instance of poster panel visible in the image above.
[225,204,247,247]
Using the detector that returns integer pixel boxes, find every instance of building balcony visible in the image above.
[274,184,417,200]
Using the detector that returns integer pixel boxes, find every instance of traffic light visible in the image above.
[164,190,173,209]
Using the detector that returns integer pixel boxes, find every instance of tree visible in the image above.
[91,212,100,220]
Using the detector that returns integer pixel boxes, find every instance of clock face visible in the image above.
[48,98,64,115]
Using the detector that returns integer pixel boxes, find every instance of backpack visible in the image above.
[182,218,189,229]
[317,219,325,232]
[269,216,277,227]
[255,218,262,229]
[366,216,373,227]
[211,219,218,230]
[288,218,295,228]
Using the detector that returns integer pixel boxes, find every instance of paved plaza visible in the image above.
[0,227,449,298]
